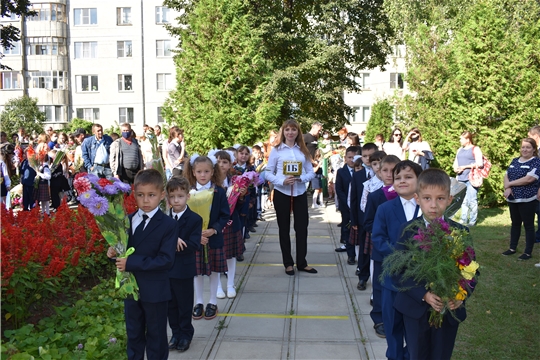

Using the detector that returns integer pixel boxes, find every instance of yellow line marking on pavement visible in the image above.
[237,263,337,267]
[220,313,348,320]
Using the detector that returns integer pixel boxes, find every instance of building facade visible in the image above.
[1,0,179,134]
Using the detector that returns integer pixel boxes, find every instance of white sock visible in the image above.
[317,191,323,204]
[226,258,236,289]
[312,192,318,205]
[194,276,204,305]
[369,259,374,284]
[217,273,224,293]
[208,272,219,305]
[42,201,50,214]
[355,245,359,259]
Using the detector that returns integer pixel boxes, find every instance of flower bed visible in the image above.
[1,202,107,326]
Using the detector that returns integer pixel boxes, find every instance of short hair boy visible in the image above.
[107,169,178,359]
[371,160,422,358]
[166,176,202,352]
[393,168,472,360]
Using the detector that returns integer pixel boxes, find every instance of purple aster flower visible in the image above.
[78,189,97,207]
[102,184,119,195]
[109,337,117,344]
[112,179,131,193]
[77,344,84,350]
[86,173,100,184]
[87,195,109,216]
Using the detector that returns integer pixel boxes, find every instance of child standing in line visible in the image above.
[20,156,37,211]
[214,150,246,299]
[233,145,257,239]
[311,149,324,208]
[185,155,230,320]
[35,154,51,215]
[371,160,421,358]
[360,151,387,213]
[252,145,266,221]
[166,176,202,353]
[107,169,178,360]
[393,168,474,360]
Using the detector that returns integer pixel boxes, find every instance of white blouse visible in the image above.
[266,143,315,197]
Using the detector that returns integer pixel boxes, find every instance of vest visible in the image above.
[119,139,140,171]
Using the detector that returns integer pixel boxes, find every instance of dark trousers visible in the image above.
[274,190,309,269]
[536,201,540,241]
[22,184,35,211]
[357,230,370,281]
[508,200,538,254]
[370,260,383,325]
[382,288,408,360]
[340,208,356,258]
[124,298,169,360]
[50,185,63,209]
[120,168,138,185]
[402,311,459,360]
[168,277,195,341]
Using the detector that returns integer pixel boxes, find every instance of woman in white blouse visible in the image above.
[266,119,317,276]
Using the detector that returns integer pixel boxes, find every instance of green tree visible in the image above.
[1,0,35,70]
[65,118,94,135]
[163,0,281,153]
[365,99,395,143]
[0,96,46,137]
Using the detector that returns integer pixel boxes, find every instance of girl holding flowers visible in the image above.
[185,155,230,320]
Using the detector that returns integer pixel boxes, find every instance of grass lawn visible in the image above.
[453,207,540,359]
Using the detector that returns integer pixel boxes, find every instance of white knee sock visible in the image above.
[226,258,236,289]
[42,201,50,215]
[355,245,359,259]
[312,192,318,205]
[209,272,219,305]
[194,276,204,305]
[217,273,224,293]
[369,259,374,283]
[317,191,323,204]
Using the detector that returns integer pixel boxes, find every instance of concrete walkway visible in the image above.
[169,202,387,360]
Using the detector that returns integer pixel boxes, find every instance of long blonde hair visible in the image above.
[275,119,312,162]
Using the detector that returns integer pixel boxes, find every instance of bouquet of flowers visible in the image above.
[49,150,66,173]
[73,173,139,300]
[226,171,261,214]
[187,188,214,263]
[26,146,48,188]
[382,218,479,328]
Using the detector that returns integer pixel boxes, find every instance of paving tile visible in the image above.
[293,342,364,360]
[220,317,287,339]
[211,340,284,359]
[293,319,358,341]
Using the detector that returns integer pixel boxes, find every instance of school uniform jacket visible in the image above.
[393,217,471,324]
[168,206,202,279]
[125,210,178,303]
[207,186,231,249]
[350,168,369,228]
[362,187,387,234]
[335,166,353,213]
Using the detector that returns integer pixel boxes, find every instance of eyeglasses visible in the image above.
[394,133,402,136]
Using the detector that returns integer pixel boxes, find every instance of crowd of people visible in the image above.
[2,120,540,359]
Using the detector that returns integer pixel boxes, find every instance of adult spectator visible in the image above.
[502,138,540,261]
[139,127,154,168]
[383,128,405,159]
[374,133,385,151]
[167,127,187,176]
[402,127,432,167]
[453,131,484,226]
[73,128,87,173]
[110,123,143,184]
[17,127,27,143]
[338,128,349,146]
[154,125,165,147]
[303,122,322,160]
[81,124,113,179]
[0,132,8,145]
[527,125,540,245]
[347,132,360,147]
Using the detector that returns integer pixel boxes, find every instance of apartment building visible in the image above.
[1,1,406,135]
[0,0,179,133]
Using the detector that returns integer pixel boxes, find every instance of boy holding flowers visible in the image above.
[388,168,478,360]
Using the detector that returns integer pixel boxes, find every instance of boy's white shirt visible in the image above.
[360,176,384,212]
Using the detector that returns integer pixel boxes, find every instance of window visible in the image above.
[390,73,404,89]
[355,73,370,89]
[155,6,170,24]
[75,75,98,92]
[29,4,66,22]
[28,71,68,89]
[39,105,63,122]
[0,72,21,89]
[117,41,132,58]
[156,40,171,57]
[76,108,100,121]
[119,107,134,123]
[26,37,67,55]
[3,41,21,55]
[118,74,133,91]
[156,73,173,90]
[74,8,97,25]
[117,7,132,25]
[347,106,371,123]
[392,45,403,58]
[74,42,97,59]
[157,107,164,123]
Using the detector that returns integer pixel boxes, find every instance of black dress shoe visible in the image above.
[192,303,204,320]
[355,268,360,276]
[347,256,356,265]
[337,223,342,227]
[253,223,258,227]
[168,337,179,350]
[298,267,318,274]
[245,233,251,239]
[374,323,386,338]
[176,339,191,352]
[285,266,295,276]
[204,303,218,320]
[357,280,367,291]
[335,246,347,252]
[236,254,244,262]
[257,216,265,221]
[249,226,256,232]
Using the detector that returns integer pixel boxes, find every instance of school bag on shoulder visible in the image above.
[474,146,492,178]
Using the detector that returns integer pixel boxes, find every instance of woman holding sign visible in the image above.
[266,119,317,276]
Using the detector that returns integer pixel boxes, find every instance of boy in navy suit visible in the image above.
[393,168,474,360]
[107,169,178,360]
[335,146,360,265]
[371,160,422,359]
[166,176,202,353]
[350,143,377,289]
